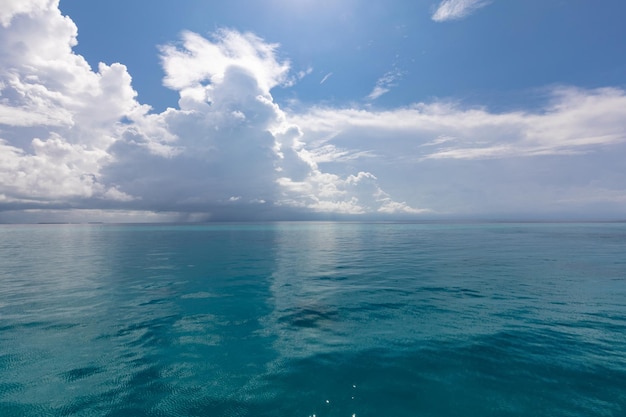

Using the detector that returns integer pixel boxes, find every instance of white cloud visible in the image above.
[367,69,403,101]
[432,0,491,22]
[105,28,424,218]
[0,0,54,27]
[284,67,312,88]
[421,135,456,147]
[0,0,139,203]
[277,171,424,216]
[294,87,626,161]
[2,1,626,221]
[160,29,290,98]
[367,86,389,101]
[320,72,333,84]
[289,87,626,216]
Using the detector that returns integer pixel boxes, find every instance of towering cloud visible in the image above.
[0,0,137,207]
[104,28,422,219]
[0,1,419,221]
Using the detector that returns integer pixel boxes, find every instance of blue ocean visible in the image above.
[1,222,625,416]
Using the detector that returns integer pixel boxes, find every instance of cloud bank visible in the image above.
[291,90,626,216]
[432,0,492,22]
[1,0,626,222]
[296,87,626,161]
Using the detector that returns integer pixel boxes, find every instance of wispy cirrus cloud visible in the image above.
[367,68,403,101]
[432,0,492,22]
[295,87,626,161]
[320,72,333,84]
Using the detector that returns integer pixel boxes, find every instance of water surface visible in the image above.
[1,222,625,416]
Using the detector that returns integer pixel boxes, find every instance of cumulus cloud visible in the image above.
[0,1,421,221]
[105,28,420,218]
[2,0,626,221]
[0,0,138,205]
[432,0,492,22]
[0,0,52,27]
[160,29,290,100]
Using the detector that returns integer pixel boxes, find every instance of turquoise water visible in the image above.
[1,222,625,416]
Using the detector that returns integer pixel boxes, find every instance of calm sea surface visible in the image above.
[1,222,625,416]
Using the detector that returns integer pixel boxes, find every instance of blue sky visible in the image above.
[60,0,626,111]
[1,0,626,222]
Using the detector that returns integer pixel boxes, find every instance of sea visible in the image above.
[1,222,625,416]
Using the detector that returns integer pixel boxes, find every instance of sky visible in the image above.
[1,0,626,222]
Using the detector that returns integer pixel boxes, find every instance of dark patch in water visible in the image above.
[60,366,103,382]
[279,307,339,328]
[0,382,22,396]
